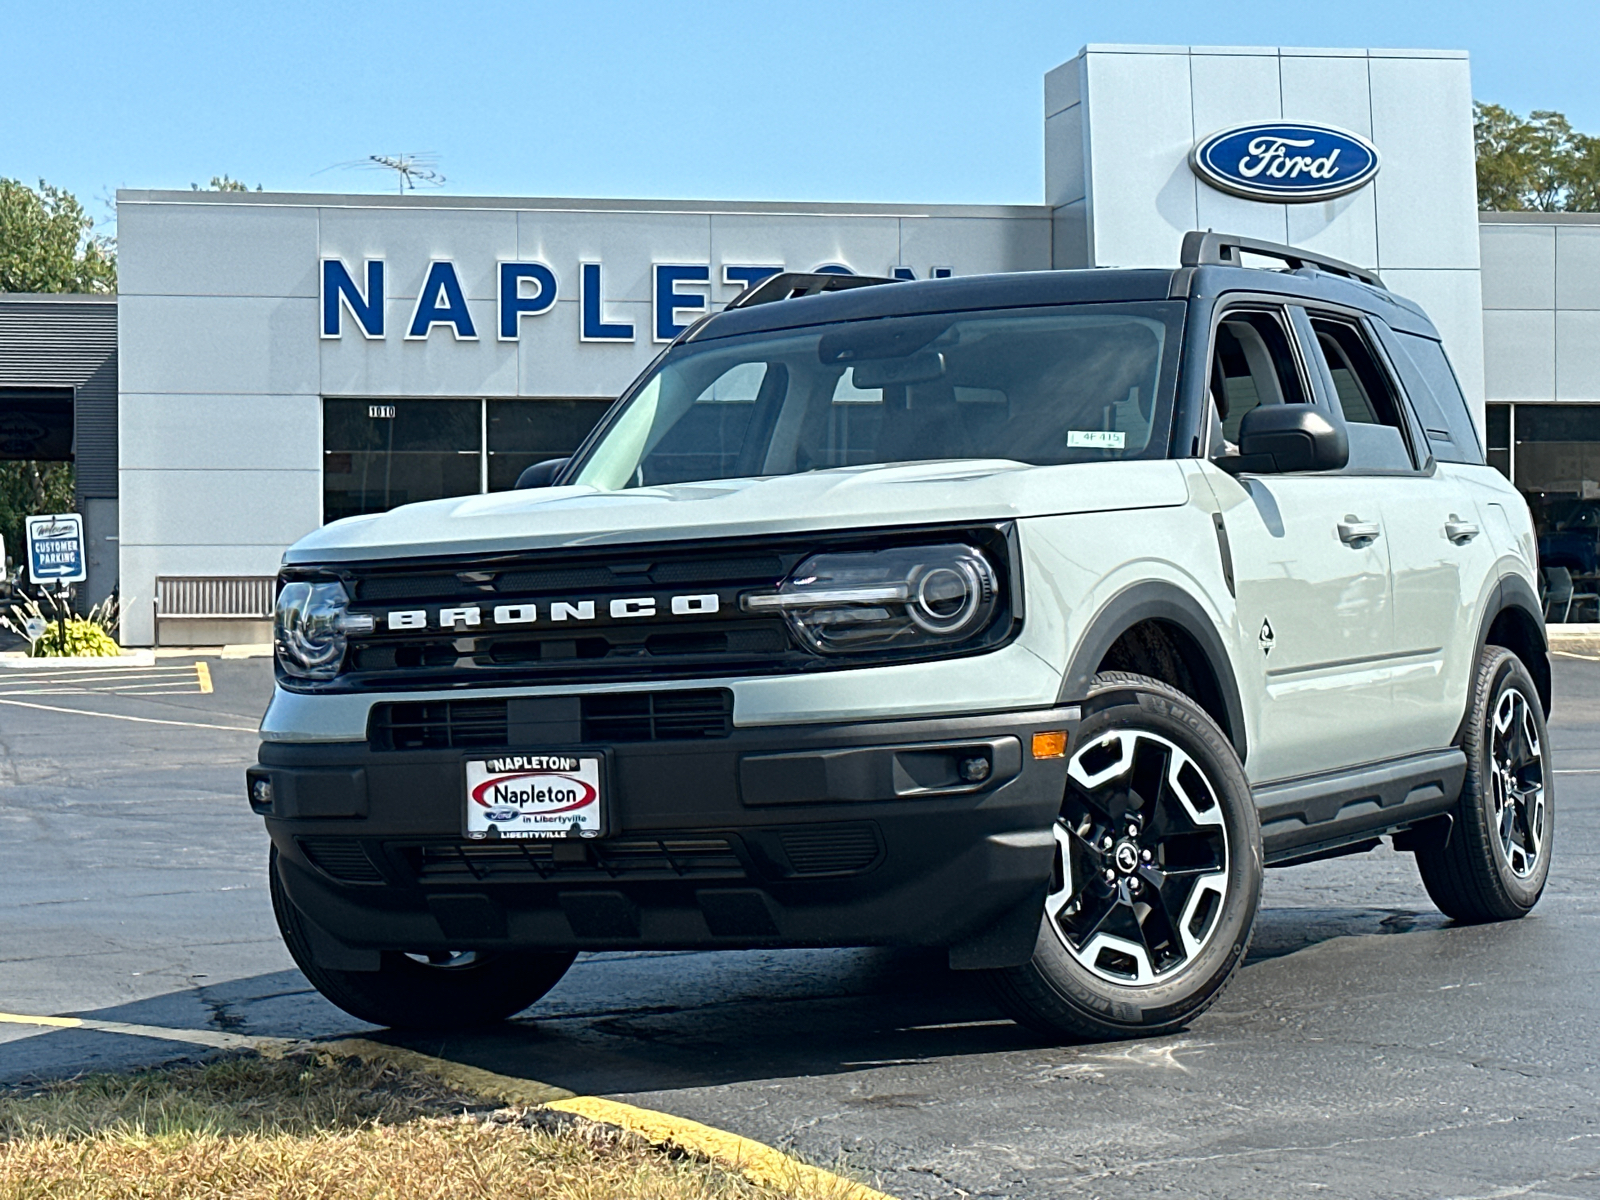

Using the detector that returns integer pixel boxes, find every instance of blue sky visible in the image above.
[6,0,1599,233]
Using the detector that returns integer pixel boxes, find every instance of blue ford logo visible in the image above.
[1190,122,1380,202]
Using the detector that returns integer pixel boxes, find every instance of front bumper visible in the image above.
[253,705,1080,968]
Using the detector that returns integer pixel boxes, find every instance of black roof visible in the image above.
[690,262,1440,343]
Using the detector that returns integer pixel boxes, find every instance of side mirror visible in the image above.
[1224,404,1348,474]
[514,457,570,489]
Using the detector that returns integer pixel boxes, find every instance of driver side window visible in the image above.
[1208,310,1307,455]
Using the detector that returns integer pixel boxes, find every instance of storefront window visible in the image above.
[1506,403,1600,623]
[323,399,482,523]
[1486,404,1510,480]
[487,399,612,491]
[323,397,612,522]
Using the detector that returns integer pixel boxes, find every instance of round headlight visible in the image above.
[275,579,354,680]
[744,544,999,654]
[909,560,991,634]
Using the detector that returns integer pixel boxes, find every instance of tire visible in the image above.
[270,846,577,1030]
[985,672,1262,1041]
[1414,646,1553,923]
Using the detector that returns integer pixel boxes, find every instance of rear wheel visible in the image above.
[270,847,576,1030]
[1414,646,1552,922]
[985,673,1262,1041]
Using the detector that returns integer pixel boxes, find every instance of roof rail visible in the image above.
[725,271,901,310]
[1180,231,1384,289]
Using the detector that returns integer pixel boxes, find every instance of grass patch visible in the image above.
[0,1051,857,1199]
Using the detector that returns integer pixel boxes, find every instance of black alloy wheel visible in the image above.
[986,673,1262,1041]
[1415,646,1553,922]
[1048,725,1231,985]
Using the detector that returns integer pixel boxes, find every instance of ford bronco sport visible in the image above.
[253,232,1551,1040]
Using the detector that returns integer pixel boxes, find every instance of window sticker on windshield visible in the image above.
[1067,430,1126,449]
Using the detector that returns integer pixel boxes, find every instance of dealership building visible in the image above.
[4,42,1600,643]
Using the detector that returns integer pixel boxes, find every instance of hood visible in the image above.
[284,459,1188,564]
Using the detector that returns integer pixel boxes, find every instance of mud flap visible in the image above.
[947,884,1048,970]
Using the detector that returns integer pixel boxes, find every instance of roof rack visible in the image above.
[1180,231,1384,289]
[725,270,901,310]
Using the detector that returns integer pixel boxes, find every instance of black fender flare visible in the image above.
[1467,572,1551,718]
[1058,580,1249,762]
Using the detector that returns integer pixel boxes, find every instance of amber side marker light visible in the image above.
[1032,731,1068,759]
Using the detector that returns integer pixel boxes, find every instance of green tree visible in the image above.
[1475,102,1600,211]
[0,464,74,572]
[0,178,116,292]
[191,175,262,192]
[0,178,107,573]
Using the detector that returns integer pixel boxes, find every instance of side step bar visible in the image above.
[1255,748,1466,866]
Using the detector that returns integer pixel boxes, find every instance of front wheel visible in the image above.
[985,673,1262,1041]
[1414,646,1553,922]
[270,847,576,1030]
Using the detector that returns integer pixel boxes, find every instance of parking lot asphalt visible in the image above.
[2,653,1598,1199]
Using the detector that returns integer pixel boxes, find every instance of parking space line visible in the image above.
[0,698,256,733]
[0,1014,891,1199]
[0,1011,278,1050]
[0,684,200,696]
[0,1012,84,1029]
[0,675,203,689]
[195,661,213,693]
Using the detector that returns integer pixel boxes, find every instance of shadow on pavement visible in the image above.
[2,902,1461,1092]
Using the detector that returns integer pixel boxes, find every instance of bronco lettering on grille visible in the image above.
[381,592,721,632]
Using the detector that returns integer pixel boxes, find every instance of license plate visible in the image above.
[463,753,603,840]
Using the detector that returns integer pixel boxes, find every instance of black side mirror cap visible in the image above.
[1220,404,1349,475]
[513,457,570,489]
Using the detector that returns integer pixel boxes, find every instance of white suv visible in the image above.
[252,232,1550,1041]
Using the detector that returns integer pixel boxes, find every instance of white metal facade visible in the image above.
[112,43,1582,645]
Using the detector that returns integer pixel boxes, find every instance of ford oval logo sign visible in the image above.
[1190,122,1380,203]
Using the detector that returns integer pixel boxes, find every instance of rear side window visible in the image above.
[1305,317,1417,472]
[1388,331,1485,465]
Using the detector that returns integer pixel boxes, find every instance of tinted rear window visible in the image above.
[1388,331,1484,465]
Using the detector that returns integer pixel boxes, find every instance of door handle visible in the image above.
[1445,517,1480,544]
[1338,519,1381,546]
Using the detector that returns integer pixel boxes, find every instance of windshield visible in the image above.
[570,302,1185,489]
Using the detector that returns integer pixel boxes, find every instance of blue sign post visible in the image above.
[25,513,86,586]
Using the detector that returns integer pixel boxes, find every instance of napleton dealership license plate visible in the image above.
[463,754,603,839]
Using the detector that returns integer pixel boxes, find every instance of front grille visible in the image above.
[406,837,745,883]
[280,527,1018,693]
[778,825,883,875]
[298,838,385,883]
[581,690,732,742]
[368,699,509,751]
[368,690,732,750]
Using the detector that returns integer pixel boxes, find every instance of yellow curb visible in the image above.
[0,1018,894,1199]
[323,1038,894,1200]
[550,1093,892,1199]
[316,1038,575,1107]
[195,661,213,693]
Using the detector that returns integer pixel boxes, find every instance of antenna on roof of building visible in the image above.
[316,153,446,194]
[365,153,446,194]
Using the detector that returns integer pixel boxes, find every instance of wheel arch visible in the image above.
[1476,574,1551,717]
[1059,581,1248,763]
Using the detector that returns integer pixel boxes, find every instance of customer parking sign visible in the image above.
[25,514,86,585]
